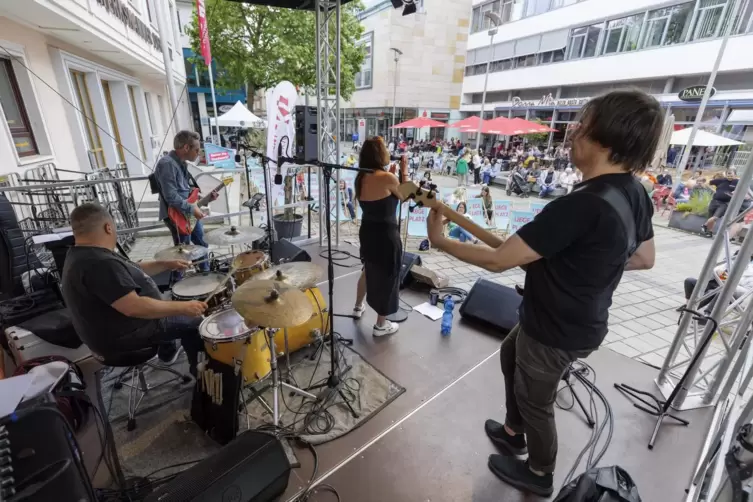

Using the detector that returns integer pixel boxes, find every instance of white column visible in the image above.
[154,0,181,129]
[197,93,210,141]
[109,81,142,175]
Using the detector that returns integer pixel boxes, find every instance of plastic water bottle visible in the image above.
[441,297,454,336]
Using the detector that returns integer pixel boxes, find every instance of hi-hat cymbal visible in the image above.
[231,280,314,328]
[248,262,324,290]
[205,225,265,246]
[154,244,208,261]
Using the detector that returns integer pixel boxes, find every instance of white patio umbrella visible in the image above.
[210,101,267,129]
[670,127,743,147]
[651,114,675,171]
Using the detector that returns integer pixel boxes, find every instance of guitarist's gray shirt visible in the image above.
[154,151,194,220]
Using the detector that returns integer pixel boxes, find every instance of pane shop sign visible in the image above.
[678,85,716,102]
[96,0,161,51]
[512,93,590,108]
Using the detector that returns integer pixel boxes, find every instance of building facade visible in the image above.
[0,0,190,177]
[343,0,472,142]
[461,0,753,151]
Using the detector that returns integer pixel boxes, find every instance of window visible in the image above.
[176,7,183,34]
[524,0,551,17]
[602,14,643,54]
[471,0,522,33]
[102,81,125,164]
[70,70,105,168]
[665,3,694,45]
[691,0,728,40]
[354,33,373,89]
[157,95,167,133]
[566,27,586,59]
[144,92,155,135]
[185,59,196,86]
[169,2,180,50]
[128,86,146,160]
[642,3,693,48]
[0,58,37,157]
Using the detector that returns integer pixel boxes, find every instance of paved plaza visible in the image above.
[130,172,722,369]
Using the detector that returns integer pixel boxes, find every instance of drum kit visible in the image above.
[154,225,329,427]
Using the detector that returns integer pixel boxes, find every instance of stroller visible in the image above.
[506,168,531,198]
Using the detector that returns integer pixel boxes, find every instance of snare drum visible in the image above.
[199,309,271,384]
[232,251,269,286]
[173,273,231,313]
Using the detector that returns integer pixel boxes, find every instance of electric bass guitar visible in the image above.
[168,177,233,236]
[397,181,504,248]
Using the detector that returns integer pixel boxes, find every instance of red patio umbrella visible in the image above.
[463,116,521,136]
[509,117,556,133]
[391,117,447,129]
[449,116,484,129]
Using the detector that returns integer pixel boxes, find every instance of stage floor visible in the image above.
[279,243,713,501]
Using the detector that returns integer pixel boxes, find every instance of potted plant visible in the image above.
[272,169,303,239]
[668,191,712,235]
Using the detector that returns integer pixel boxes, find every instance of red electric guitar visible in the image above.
[168,177,233,236]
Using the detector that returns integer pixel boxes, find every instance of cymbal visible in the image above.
[205,225,265,246]
[232,280,314,328]
[154,244,208,261]
[248,262,324,289]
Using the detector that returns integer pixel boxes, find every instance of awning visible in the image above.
[728,109,753,123]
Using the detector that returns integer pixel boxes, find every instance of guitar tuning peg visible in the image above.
[408,204,416,213]
[427,192,435,199]
[429,183,437,191]
[419,180,426,187]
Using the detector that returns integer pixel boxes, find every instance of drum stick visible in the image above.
[219,374,223,406]
[204,263,239,305]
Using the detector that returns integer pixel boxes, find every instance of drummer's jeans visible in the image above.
[163,218,209,272]
[152,316,203,374]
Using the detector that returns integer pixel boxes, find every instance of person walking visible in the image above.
[456,152,470,186]
[473,150,482,185]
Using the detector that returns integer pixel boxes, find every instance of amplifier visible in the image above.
[398,252,422,289]
[459,279,522,335]
[145,431,290,502]
[270,239,311,264]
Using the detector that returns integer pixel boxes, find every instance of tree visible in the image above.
[527,119,551,145]
[187,0,365,110]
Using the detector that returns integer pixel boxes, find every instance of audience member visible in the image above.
[538,166,558,197]
[444,202,478,244]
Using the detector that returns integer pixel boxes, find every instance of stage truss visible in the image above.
[315,0,342,247]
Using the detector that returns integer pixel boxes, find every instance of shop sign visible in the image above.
[218,104,233,113]
[511,93,589,108]
[678,85,716,102]
[96,0,161,51]
[431,112,450,120]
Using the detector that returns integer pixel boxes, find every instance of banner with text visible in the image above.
[492,199,512,230]
[510,210,534,234]
[530,202,547,216]
[407,206,429,238]
[204,143,235,169]
[466,199,489,229]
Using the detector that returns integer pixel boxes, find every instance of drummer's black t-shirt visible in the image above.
[61,246,162,353]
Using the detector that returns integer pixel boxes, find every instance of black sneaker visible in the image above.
[157,343,182,366]
[701,225,713,238]
[485,419,527,455]
[488,454,553,497]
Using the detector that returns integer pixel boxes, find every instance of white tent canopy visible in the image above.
[209,101,267,128]
[670,127,743,147]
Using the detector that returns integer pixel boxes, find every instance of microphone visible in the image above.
[275,139,285,185]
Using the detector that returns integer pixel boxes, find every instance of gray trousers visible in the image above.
[500,324,593,473]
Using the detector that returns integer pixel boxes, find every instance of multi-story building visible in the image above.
[0,0,190,177]
[175,0,248,142]
[342,0,472,142]
[461,0,753,150]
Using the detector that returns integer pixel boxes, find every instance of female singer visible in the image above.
[352,138,407,336]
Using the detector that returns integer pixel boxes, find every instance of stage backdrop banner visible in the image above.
[530,202,547,216]
[407,206,429,237]
[492,199,512,230]
[466,199,489,229]
[510,210,534,234]
[204,143,235,169]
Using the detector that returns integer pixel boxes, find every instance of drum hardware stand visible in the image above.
[562,364,595,428]
[235,146,255,228]
[614,307,709,449]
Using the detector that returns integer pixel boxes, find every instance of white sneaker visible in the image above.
[373,321,399,337]
[353,304,366,319]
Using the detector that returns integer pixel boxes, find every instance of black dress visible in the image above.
[359,195,402,316]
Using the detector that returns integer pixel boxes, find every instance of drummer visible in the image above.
[61,203,207,374]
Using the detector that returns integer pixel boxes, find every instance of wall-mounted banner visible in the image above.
[407,206,429,237]
[493,199,511,230]
[204,143,235,169]
[466,199,489,229]
[530,202,547,216]
[510,210,534,234]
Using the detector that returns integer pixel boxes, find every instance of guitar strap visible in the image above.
[574,181,638,258]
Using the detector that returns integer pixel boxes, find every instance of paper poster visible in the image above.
[466,199,489,229]
[530,202,547,216]
[493,199,512,230]
[407,206,429,237]
[510,210,534,233]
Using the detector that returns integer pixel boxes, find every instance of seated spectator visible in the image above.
[673,179,696,203]
[476,185,494,224]
[444,202,478,244]
[685,251,753,319]
[656,168,673,186]
[538,166,558,197]
[559,167,580,194]
[481,157,493,184]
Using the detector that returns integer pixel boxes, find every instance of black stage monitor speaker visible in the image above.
[271,238,311,263]
[459,279,522,335]
[145,431,290,502]
[398,252,422,289]
[294,105,318,162]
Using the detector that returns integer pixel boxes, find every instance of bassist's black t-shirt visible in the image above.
[516,173,654,351]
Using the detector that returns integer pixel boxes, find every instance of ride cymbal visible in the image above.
[231,280,314,328]
[247,262,324,290]
[205,225,265,246]
[154,244,208,261]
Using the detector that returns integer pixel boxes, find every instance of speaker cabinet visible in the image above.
[459,279,522,335]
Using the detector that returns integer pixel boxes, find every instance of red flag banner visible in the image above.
[196,0,212,66]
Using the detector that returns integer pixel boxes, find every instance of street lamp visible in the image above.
[390,47,403,136]
[475,11,503,154]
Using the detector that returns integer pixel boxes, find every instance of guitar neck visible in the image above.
[441,204,504,248]
[197,182,227,207]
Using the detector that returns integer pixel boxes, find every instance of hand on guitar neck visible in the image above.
[169,177,233,237]
[397,181,504,248]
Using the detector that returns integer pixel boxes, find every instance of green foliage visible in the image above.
[527,119,550,145]
[186,0,365,105]
[676,190,712,216]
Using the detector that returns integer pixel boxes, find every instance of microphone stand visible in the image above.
[235,148,255,227]
[387,157,410,323]
[245,148,280,263]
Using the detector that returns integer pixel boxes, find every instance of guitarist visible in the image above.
[154,131,217,272]
[425,90,660,496]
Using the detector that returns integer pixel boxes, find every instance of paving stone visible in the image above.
[619,319,653,335]
[609,324,638,339]
[621,336,657,355]
[632,316,665,330]
[605,341,641,358]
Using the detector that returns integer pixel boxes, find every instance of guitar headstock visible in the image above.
[397,181,439,209]
[221,177,233,187]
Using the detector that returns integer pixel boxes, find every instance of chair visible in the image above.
[93,346,191,431]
